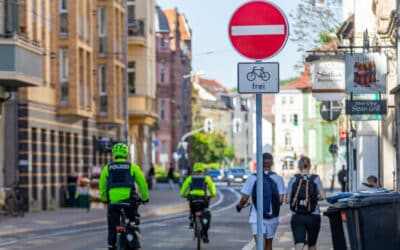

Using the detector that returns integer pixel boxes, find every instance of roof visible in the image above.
[179,14,191,40]
[281,63,312,90]
[155,6,170,33]
[163,9,191,40]
[196,77,229,95]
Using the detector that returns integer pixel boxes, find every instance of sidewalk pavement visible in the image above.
[0,183,186,238]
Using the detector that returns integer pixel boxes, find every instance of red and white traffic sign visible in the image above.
[228,1,289,60]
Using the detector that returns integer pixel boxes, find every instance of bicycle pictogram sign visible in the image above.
[246,67,270,82]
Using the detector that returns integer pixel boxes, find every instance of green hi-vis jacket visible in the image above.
[99,159,149,204]
[180,175,217,198]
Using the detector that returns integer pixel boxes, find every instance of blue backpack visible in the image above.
[251,172,280,219]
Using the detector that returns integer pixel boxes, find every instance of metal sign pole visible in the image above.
[256,93,263,250]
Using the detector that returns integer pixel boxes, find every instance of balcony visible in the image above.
[0,34,43,90]
[128,19,145,46]
[128,95,158,126]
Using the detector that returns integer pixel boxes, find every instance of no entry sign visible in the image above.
[228,1,289,60]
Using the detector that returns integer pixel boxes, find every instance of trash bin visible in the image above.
[324,207,346,250]
[325,193,400,250]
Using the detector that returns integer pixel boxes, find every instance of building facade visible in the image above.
[127,0,158,174]
[154,8,192,169]
[1,0,127,211]
[192,76,254,169]
[0,0,47,191]
[338,0,397,190]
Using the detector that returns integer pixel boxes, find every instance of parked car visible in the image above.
[224,167,249,185]
[205,168,223,182]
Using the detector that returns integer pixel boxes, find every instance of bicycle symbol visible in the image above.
[246,67,270,81]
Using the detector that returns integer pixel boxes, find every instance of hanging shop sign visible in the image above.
[345,100,387,115]
[311,58,345,101]
[345,53,387,94]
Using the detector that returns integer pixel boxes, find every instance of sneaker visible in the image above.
[202,234,209,243]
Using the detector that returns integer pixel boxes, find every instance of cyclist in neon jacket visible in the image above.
[180,162,216,243]
[100,142,149,250]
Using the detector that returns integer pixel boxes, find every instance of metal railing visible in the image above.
[128,19,145,37]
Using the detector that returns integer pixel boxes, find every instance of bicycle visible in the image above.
[189,196,210,250]
[246,67,270,81]
[111,197,143,250]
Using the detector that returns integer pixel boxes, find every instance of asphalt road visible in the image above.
[1,185,254,250]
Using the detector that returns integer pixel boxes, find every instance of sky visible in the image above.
[157,0,302,89]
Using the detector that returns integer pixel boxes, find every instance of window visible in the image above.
[59,48,69,105]
[32,0,36,23]
[289,96,294,104]
[60,0,68,34]
[98,7,106,55]
[160,100,166,120]
[160,141,167,154]
[78,15,83,36]
[282,96,286,104]
[127,0,136,22]
[284,133,292,147]
[85,18,89,41]
[309,129,316,159]
[99,65,107,115]
[160,64,166,84]
[309,96,316,118]
[128,62,136,94]
[282,114,286,123]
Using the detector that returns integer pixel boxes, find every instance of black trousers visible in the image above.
[107,203,138,248]
[189,197,211,236]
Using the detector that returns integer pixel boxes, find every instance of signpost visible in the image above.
[229,2,289,249]
[320,101,342,122]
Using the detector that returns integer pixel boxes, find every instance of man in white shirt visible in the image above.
[236,152,286,250]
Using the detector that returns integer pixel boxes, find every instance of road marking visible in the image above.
[0,187,235,247]
[213,187,241,214]
[210,189,224,209]
[242,238,255,250]
[231,25,284,36]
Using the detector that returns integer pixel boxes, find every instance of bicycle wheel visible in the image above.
[116,232,126,250]
[247,72,256,81]
[195,217,201,250]
[261,72,270,81]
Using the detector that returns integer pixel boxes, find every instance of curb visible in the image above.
[0,202,189,238]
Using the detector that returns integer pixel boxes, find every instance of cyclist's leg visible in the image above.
[107,205,119,250]
[188,201,195,228]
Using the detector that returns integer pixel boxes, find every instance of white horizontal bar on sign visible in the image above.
[231,25,284,36]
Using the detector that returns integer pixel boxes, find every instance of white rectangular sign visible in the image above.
[345,53,387,94]
[238,62,279,93]
[311,58,346,101]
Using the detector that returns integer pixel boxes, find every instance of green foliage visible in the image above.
[191,132,234,164]
[223,146,235,160]
[203,162,220,169]
[154,164,180,183]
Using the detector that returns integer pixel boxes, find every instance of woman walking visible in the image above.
[286,156,326,250]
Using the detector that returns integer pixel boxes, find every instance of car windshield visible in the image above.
[230,168,246,174]
[207,169,220,175]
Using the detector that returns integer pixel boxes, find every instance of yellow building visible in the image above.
[0,0,126,211]
[127,0,157,172]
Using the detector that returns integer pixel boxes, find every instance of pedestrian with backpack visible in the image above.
[286,156,326,250]
[236,152,285,250]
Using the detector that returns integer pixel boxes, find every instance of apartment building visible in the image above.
[126,0,158,174]
[1,0,126,211]
[0,0,46,191]
[155,7,192,169]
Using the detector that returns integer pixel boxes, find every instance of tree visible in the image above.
[191,132,234,165]
[290,0,340,70]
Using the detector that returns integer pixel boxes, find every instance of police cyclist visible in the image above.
[180,163,216,243]
[100,143,149,250]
